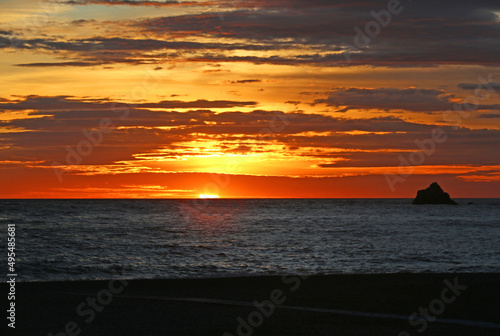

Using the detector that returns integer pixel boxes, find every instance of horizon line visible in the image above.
[1,197,498,200]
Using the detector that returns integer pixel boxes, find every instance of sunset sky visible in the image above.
[1,0,499,198]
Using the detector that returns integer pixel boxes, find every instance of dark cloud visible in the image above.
[477,114,500,118]
[59,0,369,9]
[6,36,304,67]
[131,0,500,67]
[140,99,257,108]
[5,1,500,68]
[315,87,500,113]
[0,95,257,111]
[315,87,454,112]
[458,82,500,91]
[2,95,500,169]
[71,19,98,25]
[16,61,103,67]
[230,79,262,84]
[59,0,211,7]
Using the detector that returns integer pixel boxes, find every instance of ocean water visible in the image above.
[1,199,499,282]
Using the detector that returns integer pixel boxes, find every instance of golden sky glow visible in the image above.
[1,0,500,198]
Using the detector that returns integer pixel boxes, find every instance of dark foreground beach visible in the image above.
[4,273,500,336]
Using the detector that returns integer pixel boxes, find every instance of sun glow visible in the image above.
[199,194,219,199]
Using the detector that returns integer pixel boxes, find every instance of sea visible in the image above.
[1,199,499,282]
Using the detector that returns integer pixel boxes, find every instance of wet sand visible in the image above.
[4,273,500,335]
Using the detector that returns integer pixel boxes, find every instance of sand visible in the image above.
[3,273,500,335]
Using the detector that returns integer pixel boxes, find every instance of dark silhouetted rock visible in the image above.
[412,182,458,205]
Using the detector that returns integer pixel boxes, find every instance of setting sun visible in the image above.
[199,194,220,199]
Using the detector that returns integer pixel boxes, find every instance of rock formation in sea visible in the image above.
[412,182,458,205]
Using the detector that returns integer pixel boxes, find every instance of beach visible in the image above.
[5,273,500,335]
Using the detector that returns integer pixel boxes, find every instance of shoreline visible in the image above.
[6,270,500,283]
[3,273,500,335]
